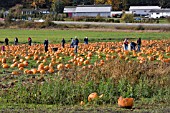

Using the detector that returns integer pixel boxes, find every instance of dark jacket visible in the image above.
[137,39,141,45]
[44,40,48,46]
[74,38,79,45]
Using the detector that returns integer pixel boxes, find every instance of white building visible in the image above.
[63,6,76,17]
[110,11,132,17]
[150,9,170,18]
[22,9,50,15]
[129,6,161,16]
[64,5,112,17]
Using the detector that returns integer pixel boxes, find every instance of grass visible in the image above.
[0,29,170,44]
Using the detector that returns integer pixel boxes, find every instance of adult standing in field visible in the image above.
[70,38,74,48]
[137,38,141,52]
[123,38,129,50]
[5,38,9,46]
[130,41,137,51]
[14,37,18,45]
[44,39,49,52]
[74,37,79,53]
[61,38,66,48]
[28,37,32,46]
[84,37,88,44]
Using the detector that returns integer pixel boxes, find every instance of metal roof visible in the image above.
[22,9,49,11]
[129,6,161,10]
[75,5,112,12]
[150,9,170,13]
[63,7,76,13]
[64,5,112,13]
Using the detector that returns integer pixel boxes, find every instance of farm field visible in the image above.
[0,29,170,112]
[0,29,170,43]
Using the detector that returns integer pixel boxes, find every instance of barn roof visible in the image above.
[63,6,76,13]
[75,5,112,12]
[64,5,112,13]
[129,6,161,10]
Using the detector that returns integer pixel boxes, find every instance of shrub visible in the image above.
[136,25,145,30]
[167,16,170,23]
[121,14,134,23]
[73,16,84,21]
[107,18,114,22]
[114,19,120,23]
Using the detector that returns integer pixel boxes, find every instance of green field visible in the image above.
[0,29,170,44]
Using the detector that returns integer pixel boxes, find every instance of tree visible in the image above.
[9,4,23,19]
[95,0,106,4]
[51,0,69,13]
[121,13,134,23]
[113,0,121,10]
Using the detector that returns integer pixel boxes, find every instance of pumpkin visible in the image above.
[83,60,89,65]
[65,64,71,69]
[27,70,33,74]
[12,71,19,75]
[88,92,103,102]
[44,65,49,71]
[18,63,25,68]
[88,92,98,102]
[57,63,64,70]
[80,101,85,106]
[31,68,37,74]
[118,96,134,109]
[1,58,6,63]
[25,56,30,60]
[19,59,24,62]
[48,68,54,73]
[2,63,9,68]
[40,70,45,74]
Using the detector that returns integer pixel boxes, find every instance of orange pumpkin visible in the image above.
[57,63,64,70]
[18,63,25,68]
[48,68,54,73]
[1,58,6,63]
[31,68,37,74]
[80,101,85,106]
[88,92,98,102]
[84,60,89,65]
[2,63,9,68]
[118,96,134,109]
[12,71,19,75]
[40,70,45,74]
[88,92,103,102]
[65,64,71,69]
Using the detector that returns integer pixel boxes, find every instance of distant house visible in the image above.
[150,9,170,18]
[22,8,50,15]
[64,5,112,17]
[129,6,161,16]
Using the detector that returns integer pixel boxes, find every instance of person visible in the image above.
[1,45,5,51]
[74,37,79,53]
[137,38,141,52]
[123,38,129,50]
[5,38,9,46]
[28,37,32,46]
[84,37,88,44]
[130,42,137,51]
[70,38,74,48]
[14,37,18,45]
[61,38,66,48]
[44,39,48,52]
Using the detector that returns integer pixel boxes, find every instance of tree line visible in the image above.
[0,0,170,12]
